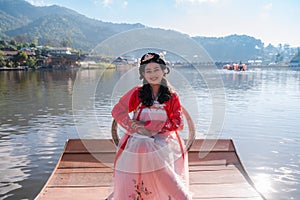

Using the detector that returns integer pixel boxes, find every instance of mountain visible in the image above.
[5,12,145,50]
[0,0,79,32]
[0,0,295,63]
[0,0,145,50]
[192,34,264,62]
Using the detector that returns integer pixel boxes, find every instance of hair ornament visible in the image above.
[142,54,155,62]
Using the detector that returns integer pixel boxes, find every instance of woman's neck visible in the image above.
[151,84,160,99]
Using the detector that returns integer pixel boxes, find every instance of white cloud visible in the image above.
[259,2,273,19]
[123,1,128,7]
[102,0,113,7]
[26,0,52,6]
[263,2,273,11]
[176,0,219,4]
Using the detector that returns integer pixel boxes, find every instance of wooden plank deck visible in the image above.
[35,139,266,200]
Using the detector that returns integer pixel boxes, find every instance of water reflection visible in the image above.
[0,70,78,199]
[253,173,274,197]
[220,68,300,199]
[0,67,300,199]
[0,138,29,199]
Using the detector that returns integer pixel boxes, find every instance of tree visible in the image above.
[15,35,29,44]
[60,37,72,47]
[290,48,300,63]
[275,53,283,63]
[0,40,7,49]
[10,39,17,46]
[0,51,6,67]
[14,51,28,67]
[32,37,39,47]
[27,56,37,68]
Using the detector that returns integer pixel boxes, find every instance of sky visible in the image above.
[25,0,300,47]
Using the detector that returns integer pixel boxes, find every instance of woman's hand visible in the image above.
[131,120,144,130]
[144,120,165,132]
[137,127,153,137]
[132,120,166,137]
[131,120,153,137]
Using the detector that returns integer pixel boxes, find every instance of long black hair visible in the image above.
[138,53,173,106]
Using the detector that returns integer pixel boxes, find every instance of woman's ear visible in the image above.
[164,67,170,75]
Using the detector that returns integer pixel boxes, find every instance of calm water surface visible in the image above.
[0,67,299,200]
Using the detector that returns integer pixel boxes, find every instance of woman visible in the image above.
[111,52,191,199]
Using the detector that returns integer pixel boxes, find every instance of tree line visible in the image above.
[0,39,76,69]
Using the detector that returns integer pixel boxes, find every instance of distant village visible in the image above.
[0,45,79,70]
[0,41,137,71]
[1,40,300,71]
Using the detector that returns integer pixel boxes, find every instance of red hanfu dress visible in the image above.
[111,86,191,200]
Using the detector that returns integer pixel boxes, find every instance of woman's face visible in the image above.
[142,62,164,85]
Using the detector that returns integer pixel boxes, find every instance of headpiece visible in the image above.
[139,52,169,80]
[140,53,166,66]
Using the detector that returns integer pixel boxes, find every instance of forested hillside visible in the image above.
[0,0,296,63]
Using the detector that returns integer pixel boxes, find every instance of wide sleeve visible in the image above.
[161,92,184,132]
[111,86,141,133]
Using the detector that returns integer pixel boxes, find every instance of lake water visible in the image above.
[0,66,299,200]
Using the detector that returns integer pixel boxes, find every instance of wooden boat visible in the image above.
[35,109,266,199]
[35,138,266,199]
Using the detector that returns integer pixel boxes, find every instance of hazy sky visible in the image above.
[26,0,300,47]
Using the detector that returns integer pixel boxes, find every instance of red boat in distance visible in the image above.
[223,63,247,71]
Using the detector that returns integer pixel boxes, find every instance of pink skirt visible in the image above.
[110,132,192,200]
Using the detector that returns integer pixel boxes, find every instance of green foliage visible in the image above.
[27,56,37,68]
[0,51,6,67]
[10,39,16,46]
[14,50,28,66]
[0,59,5,67]
[0,40,6,47]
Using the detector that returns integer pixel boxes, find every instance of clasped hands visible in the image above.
[131,120,165,137]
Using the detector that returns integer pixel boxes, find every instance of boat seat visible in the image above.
[111,106,195,151]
